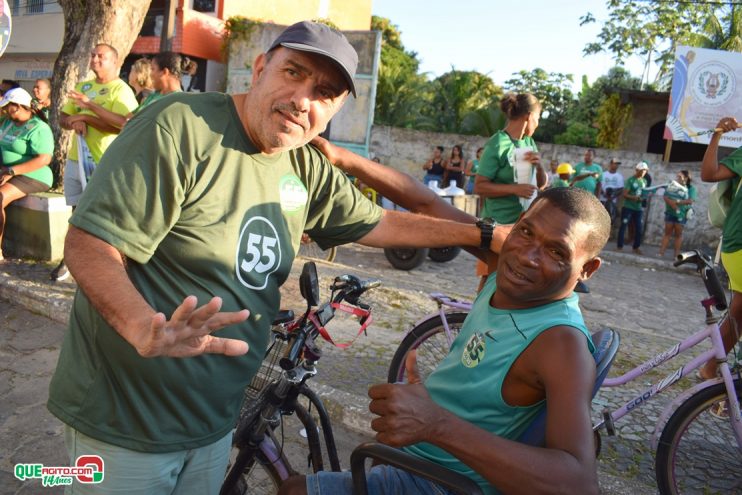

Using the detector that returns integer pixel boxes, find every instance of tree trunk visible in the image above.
[50,0,152,188]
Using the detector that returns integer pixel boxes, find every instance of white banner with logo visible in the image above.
[665,45,742,147]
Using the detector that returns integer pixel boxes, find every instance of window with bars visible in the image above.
[26,0,43,14]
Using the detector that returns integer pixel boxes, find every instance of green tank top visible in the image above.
[403,273,593,494]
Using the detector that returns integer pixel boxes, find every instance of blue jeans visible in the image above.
[423,173,444,187]
[306,464,456,495]
[617,207,643,249]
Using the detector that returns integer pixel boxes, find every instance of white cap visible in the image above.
[0,88,33,108]
[635,161,649,171]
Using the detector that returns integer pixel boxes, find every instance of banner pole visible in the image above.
[663,139,673,163]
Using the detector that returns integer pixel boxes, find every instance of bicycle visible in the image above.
[593,250,741,494]
[297,233,337,263]
[220,261,379,495]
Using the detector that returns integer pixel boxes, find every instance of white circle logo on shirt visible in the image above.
[235,216,282,290]
[279,174,308,213]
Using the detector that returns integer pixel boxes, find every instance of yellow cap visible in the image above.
[556,163,573,175]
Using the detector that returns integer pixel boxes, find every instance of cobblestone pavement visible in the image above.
[0,242,739,494]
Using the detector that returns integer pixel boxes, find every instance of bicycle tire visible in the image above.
[383,247,428,270]
[387,312,468,384]
[654,378,742,495]
[298,241,337,263]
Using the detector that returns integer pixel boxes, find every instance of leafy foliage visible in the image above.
[422,70,502,133]
[596,93,633,149]
[581,1,721,88]
[554,122,598,147]
[503,68,575,142]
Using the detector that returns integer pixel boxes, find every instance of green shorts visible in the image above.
[721,249,742,293]
[63,425,232,494]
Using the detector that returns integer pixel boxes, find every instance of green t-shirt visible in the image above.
[62,78,138,163]
[663,181,691,219]
[549,177,571,189]
[623,175,646,211]
[403,273,593,495]
[572,162,602,193]
[477,131,538,223]
[0,115,54,187]
[720,149,742,252]
[133,90,179,114]
[48,92,383,452]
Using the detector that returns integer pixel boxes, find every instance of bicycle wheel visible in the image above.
[223,432,286,495]
[387,312,468,384]
[655,378,742,495]
[298,239,337,263]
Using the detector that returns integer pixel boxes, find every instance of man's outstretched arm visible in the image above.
[369,326,598,495]
[65,225,250,358]
[310,137,506,263]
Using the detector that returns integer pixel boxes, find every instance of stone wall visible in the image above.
[368,125,722,250]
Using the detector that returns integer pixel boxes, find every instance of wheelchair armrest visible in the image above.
[350,442,484,495]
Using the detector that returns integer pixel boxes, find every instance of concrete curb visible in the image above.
[0,271,71,324]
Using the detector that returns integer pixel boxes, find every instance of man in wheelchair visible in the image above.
[279,187,609,495]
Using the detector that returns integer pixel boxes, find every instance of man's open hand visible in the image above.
[137,295,250,358]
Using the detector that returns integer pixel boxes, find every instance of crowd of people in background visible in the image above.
[0,48,199,278]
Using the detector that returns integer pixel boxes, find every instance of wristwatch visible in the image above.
[475,218,496,249]
[3,166,14,176]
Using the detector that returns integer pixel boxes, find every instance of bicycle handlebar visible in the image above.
[674,250,728,311]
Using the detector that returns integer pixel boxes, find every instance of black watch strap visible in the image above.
[475,218,495,249]
[4,166,14,176]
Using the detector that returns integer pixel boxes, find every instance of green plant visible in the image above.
[596,93,632,149]
[221,16,261,61]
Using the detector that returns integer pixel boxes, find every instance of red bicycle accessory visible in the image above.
[309,302,373,349]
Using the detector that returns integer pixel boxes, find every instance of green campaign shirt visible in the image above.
[573,162,603,193]
[62,78,138,163]
[0,115,54,187]
[623,175,646,211]
[477,131,538,223]
[720,148,742,252]
[549,177,571,189]
[403,273,593,495]
[48,93,383,452]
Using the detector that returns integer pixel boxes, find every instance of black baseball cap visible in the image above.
[268,21,358,97]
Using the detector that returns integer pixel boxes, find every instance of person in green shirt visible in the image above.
[48,21,507,494]
[699,116,742,382]
[549,162,573,189]
[464,146,483,194]
[281,187,608,495]
[658,170,696,258]
[31,78,51,119]
[473,92,547,288]
[66,51,188,130]
[0,88,54,260]
[572,149,602,197]
[616,162,649,254]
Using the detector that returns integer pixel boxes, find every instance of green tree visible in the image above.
[503,68,575,142]
[595,93,633,149]
[460,105,506,137]
[569,66,642,128]
[421,69,502,133]
[581,1,717,88]
[371,16,429,127]
[554,122,598,147]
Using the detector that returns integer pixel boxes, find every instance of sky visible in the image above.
[371,0,653,92]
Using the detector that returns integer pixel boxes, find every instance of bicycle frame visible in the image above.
[410,293,472,346]
[595,299,742,451]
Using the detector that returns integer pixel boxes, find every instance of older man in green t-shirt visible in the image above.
[48,22,505,494]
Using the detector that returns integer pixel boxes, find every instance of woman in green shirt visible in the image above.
[699,117,742,382]
[658,170,695,258]
[0,88,54,260]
